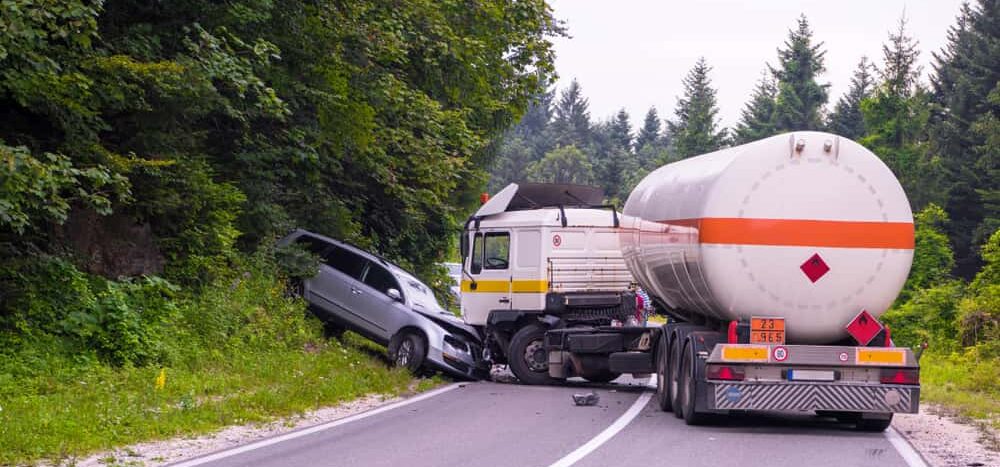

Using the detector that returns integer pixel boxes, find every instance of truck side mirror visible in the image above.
[460,232,469,259]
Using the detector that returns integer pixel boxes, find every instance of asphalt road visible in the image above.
[174,376,920,467]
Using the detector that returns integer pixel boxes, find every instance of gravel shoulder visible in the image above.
[893,404,1000,467]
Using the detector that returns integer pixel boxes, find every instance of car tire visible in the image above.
[392,332,427,375]
[509,324,556,385]
[681,340,710,426]
[655,334,673,412]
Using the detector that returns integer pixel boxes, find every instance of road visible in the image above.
[172,376,922,467]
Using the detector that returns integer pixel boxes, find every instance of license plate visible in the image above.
[787,369,836,382]
[751,317,786,344]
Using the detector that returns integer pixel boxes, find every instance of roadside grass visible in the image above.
[0,331,436,465]
[919,351,1000,429]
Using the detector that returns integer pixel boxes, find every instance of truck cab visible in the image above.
[459,183,640,384]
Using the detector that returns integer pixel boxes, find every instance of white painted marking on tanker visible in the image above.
[885,426,930,467]
[773,346,789,362]
[547,377,656,467]
[169,383,464,467]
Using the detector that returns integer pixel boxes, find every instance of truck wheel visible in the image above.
[669,336,685,417]
[391,332,427,375]
[681,340,710,426]
[655,334,673,412]
[854,414,893,432]
[509,324,556,385]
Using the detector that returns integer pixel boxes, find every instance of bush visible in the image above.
[882,280,965,352]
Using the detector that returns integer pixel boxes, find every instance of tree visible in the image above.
[551,79,592,148]
[733,71,778,144]
[928,0,1000,277]
[609,109,633,152]
[882,16,923,99]
[771,15,830,132]
[667,58,727,158]
[635,107,663,152]
[527,145,594,185]
[828,57,876,140]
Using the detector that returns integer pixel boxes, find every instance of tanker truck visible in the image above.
[459,131,919,431]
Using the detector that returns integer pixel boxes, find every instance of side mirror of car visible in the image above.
[387,288,403,302]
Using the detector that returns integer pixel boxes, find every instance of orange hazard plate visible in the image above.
[751,317,786,344]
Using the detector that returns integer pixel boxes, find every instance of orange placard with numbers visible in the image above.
[750,317,786,344]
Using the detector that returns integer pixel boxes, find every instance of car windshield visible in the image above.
[396,272,443,312]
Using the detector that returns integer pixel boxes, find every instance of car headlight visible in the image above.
[443,335,471,356]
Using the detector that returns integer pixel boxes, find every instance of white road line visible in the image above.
[548,377,656,467]
[885,426,929,467]
[169,382,465,467]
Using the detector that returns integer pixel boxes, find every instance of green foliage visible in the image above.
[882,280,965,352]
[897,204,956,303]
[527,145,594,185]
[733,72,778,144]
[827,56,876,140]
[667,57,727,158]
[770,15,829,132]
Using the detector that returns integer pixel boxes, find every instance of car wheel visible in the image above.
[509,324,556,385]
[392,332,427,375]
[656,334,672,412]
[669,335,684,417]
[681,340,710,426]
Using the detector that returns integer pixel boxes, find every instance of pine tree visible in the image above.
[882,16,922,99]
[635,107,662,151]
[828,56,876,140]
[928,0,1000,277]
[667,57,727,158]
[771,15,829,132]
[551,79,592,148]
[733,71,778,144]
[609,108,633,152]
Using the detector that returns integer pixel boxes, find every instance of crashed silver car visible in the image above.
[279,229,485,380]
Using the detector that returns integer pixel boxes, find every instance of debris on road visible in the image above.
[573,392,600,406]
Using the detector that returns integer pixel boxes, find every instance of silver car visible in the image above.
[279,229,485,380]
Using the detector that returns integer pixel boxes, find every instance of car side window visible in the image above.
[363,263,401,298]
[483,232,510,270]
[323,246,368,279]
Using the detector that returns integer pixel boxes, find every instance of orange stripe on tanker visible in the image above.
[655,218,914,249]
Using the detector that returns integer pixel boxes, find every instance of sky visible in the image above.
[547,0,968,130]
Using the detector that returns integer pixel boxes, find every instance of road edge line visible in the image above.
[168,382,465,467]
[885,425,929,467]
[547,377,656,467]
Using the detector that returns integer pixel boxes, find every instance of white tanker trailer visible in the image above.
[460,132,919,431]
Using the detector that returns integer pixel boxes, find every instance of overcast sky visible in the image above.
[547,0,968,130]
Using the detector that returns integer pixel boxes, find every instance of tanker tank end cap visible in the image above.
[572,392,599,406]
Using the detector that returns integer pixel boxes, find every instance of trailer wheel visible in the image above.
[853,414,893,432]
[669,335,685,417]
[681,340,710,426]
[509,324,556,385]
[655,333,673,412]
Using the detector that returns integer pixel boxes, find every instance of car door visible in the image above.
[308,243,370,331]
[465,230,513,314]
[358,262,409,341]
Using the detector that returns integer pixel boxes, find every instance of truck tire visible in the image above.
[509,324,556,385]
[853,414,893,432]
[669,335,685,417]
[681,340,710,426]
[655,334,673,412]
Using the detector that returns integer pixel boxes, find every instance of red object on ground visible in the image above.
[846,309,884,346]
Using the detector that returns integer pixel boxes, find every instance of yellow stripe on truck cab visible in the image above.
[461,280,548,293]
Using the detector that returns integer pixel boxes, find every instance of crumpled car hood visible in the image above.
[413,308,482,343]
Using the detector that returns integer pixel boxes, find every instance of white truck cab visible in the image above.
[459,183,639,384]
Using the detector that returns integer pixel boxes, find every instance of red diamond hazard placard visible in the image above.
[846,309,884,346]
[800,253,830,283]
